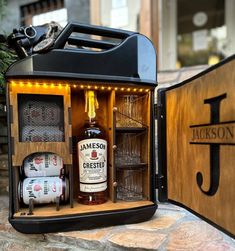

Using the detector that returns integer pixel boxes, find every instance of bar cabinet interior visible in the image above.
[8,80,154,218]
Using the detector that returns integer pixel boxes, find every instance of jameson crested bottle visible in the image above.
[77,90,108,205]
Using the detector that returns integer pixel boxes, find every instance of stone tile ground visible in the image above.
[0,195,234,251]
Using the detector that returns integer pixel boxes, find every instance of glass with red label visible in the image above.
[18,177,69,205]
[21,153,64,177]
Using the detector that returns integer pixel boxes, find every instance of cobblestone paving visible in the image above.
[0,195,234,250]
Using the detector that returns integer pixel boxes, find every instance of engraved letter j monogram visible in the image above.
[196,94,226,196]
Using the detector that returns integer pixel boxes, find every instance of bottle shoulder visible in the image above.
[78,123,106,141]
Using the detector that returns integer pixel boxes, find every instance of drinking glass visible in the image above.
[116,95,144,127]
[117,169,143,201]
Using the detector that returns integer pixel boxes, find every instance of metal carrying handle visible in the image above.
[53,22,137,50]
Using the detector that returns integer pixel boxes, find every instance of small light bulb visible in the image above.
[73,84,77,88]
[108,87,111,90]
[81,85,84,89]
[58,84,62,89]
[43,83,48,88]
[145,89,149,92]
[51,83,55,88]
[95,86,98,89]
[114,87,118,91]
[101,86,105,90]
[140,89,143,92]
[19,82,24,87]
[121,87,124,91]
[27,82,32,87]
[35,82,39,88]
[134,88,137,92]
[127,88,130,92]
[11,81,16,87]
[88,85,91,89]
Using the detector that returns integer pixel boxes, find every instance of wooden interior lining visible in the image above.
[165,59,235,235]
[12,166,20,213]
[108,90,115,201]
[143,93,151,199]
[9,80,153,216]
[114,92,151,200]
[71,89,113,199]
[9,84,72,166]
[14,200,154,217]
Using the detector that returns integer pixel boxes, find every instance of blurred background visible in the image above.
[1,0,235,71]
[0,0,235,194]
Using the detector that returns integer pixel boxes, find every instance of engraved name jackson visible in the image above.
[189,93,235,196]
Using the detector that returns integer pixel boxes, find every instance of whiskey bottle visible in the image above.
[77,91,108,205]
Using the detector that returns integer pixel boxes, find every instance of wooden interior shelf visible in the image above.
[116,163,148,170]
[115,127,147,133]
[9,83,72,166]
[14,200,154,218]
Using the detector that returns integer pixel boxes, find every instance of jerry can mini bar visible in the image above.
[5,22,158,233]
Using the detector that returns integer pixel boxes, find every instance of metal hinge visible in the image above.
[154,104,158,120]
[155,103,165,121]
[155,174,159,189]
[155,174,164,189]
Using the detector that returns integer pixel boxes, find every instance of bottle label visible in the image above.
[78,138,107,192]
[21,177,63,205]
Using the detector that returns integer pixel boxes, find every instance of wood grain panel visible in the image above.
[165,59,235,235]
[9,82,72,166]
[71,89,113,199]
[108,90,115,201]
[143,92,151,199]
[14,200,154,217]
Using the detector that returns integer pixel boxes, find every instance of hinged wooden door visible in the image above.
[157,55,235,238]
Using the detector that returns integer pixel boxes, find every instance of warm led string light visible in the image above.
[9,81,150,92]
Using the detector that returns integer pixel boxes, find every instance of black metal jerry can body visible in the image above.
[5,22,158,234]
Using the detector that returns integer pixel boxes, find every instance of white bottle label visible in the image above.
[23,153,63,177]
[78,138,107,192]
[21,177,63,205]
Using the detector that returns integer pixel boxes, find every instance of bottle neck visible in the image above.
[88,117,97,126]
[84,117,97,127]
